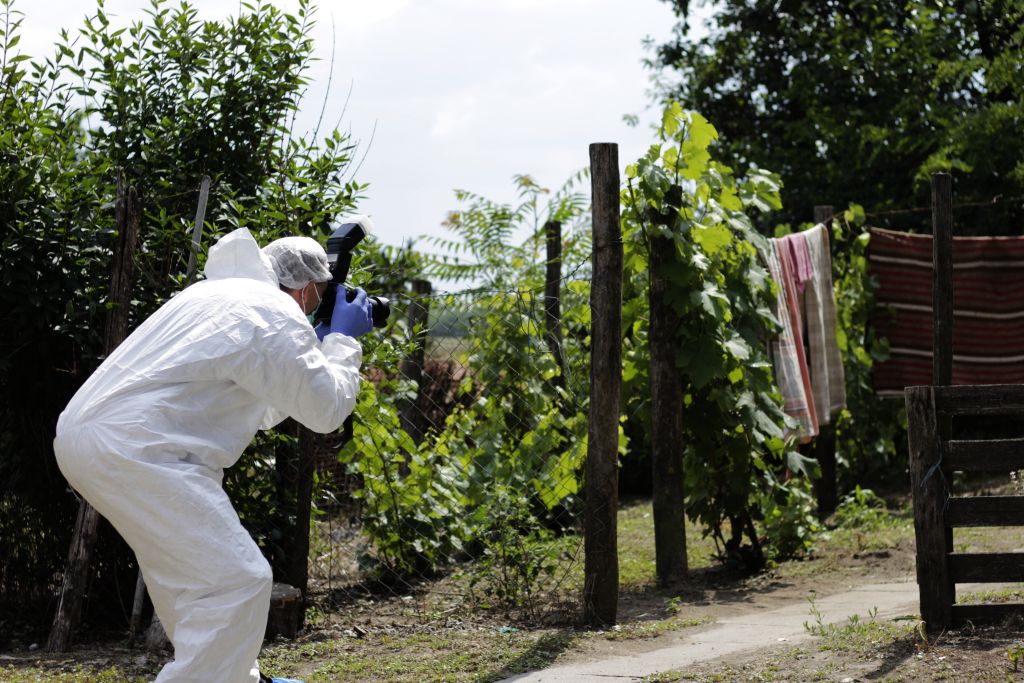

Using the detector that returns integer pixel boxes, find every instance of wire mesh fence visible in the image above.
[262,276,595,631]
[6,171,620,648]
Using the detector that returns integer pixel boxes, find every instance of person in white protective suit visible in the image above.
[53,227,372,683]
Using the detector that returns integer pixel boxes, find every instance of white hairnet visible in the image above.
[262,236,333,289]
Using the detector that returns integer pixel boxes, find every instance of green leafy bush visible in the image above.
[0,0,362,629]
[462,486,574,618]
[832,486,894,531]
[336,175,593,591]
[620,103,819,567]
[828,207,908,489]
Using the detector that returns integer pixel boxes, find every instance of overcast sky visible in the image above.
[17,0,698,250]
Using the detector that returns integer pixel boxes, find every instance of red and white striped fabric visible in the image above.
[765,239,819,440]
[868,227,1024,397]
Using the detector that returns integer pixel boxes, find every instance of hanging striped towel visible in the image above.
[795,224,846,421]
[765,240,819,441]
[868,227,1024,397]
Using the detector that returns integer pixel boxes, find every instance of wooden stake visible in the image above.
[931,173,953,387]
[399,279,432,446]
[49,174,141,652]
[583,143,621,626]
[650,230,688,586]
[544,220,568,388]
[186,175,211,285]
[906,385,953,628]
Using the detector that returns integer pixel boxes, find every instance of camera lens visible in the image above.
[368,296,390,328]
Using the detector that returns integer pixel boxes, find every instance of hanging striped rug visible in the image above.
[868,227,1024,397]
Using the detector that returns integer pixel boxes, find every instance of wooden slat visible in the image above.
[944,438,1024,471]
[946,496,1024,526]
[927,384,1024,417]
[949,553,1024,582]
[906,385,953,626]
[952,603,1024,624]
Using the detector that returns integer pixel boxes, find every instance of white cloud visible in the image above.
[430,93,480,138]
[316,0,410,31]
[12,0,695,251]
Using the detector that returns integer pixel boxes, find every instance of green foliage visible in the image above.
[336,174,593,584]
[1009,641,1024,671]
[652,0,1024,234]
[827,206,908,487]
[340,379,471,574]
[462,487,572,618]
[832,486,894,532]
[756,477,820,560]
[620,102,818,567]
[0,0,362,624]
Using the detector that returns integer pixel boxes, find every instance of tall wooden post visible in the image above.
[268,419,316,636]
[288,428,317,596]
[649,232,688,587]
[544,221,568,388]
[812,205,838,519]
[49,175,141,652]
[928,172,955,618]
[399,279,432,445]
[931,173,953,387]
[583,143,621,626]
[906,385,953,627]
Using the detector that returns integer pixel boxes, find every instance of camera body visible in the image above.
[315,215,391,328]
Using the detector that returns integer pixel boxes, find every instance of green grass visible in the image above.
[616,500,720,587]
[0,663,156,682]
[260,629,578,683]
[802,594,924,651]
[957,584,1024,605]
[10,494,1013,683]
[598,615,709,641]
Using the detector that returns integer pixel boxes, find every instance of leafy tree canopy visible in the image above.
[651,0,1024,233]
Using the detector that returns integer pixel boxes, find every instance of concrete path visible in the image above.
[500,581,925,682]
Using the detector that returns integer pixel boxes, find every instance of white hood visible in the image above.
[203,228,279,288]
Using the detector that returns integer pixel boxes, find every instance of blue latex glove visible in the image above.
[328,286,373,338]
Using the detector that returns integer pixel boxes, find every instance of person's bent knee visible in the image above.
[255,560,273,592]
[237,556,273,592]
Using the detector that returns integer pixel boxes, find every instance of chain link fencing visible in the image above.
[258,274,595,633]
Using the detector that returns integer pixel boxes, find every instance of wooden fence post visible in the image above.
[185,175,211,285]
[906,385,953,627]
[129,176,213,644]
[544,220,568,388]
[932,173,953,387]
[399,279,432,446]
[269,418,315,637]
[649,232,688,586]
[287,427,316,596]
[812,205,838,519]
[928,172,955,625]
[583,143,621,626]
[48,174,141,652]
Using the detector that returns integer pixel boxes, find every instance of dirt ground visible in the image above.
[5,495,1024,682]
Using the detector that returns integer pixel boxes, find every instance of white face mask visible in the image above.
[301,283,322,324]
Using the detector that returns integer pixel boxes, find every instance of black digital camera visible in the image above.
[315,216,390,328]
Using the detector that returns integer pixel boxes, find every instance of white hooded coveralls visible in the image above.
[54,228,362,683]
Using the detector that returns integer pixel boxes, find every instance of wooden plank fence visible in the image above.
[906,383,1024,628]
[906,173,1024,629]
